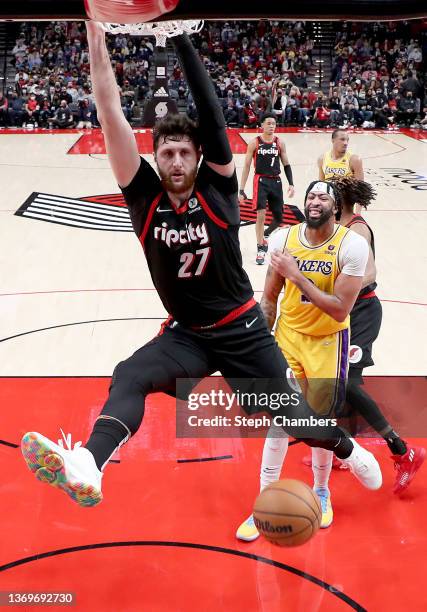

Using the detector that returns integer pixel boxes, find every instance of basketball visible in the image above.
[253,479,322,547]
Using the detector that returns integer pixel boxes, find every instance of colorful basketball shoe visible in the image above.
[236,514,260,542]
[392,446,425,494]
[21,430,103,507]
[256,240,268,265]
[314,488,333,528]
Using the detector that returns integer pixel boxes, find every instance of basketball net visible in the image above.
[102,20,204,47]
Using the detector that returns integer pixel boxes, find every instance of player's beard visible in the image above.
[305,206,335,228]
[159,167,197,195]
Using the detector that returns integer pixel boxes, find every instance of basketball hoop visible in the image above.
[102,20,204,47]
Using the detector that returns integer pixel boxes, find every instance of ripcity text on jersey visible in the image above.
[121,158,254,329]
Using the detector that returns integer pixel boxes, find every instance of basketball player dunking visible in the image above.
[21,23,381,507]
[318,129,364,214]
[239,113,295,265]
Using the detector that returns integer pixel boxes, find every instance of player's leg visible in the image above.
[216,306,382,473]
[253,175,268,264]
[302,329,351,528]
[277,327,344,527]
[224,309,381,540]
[264,179,284,238]
[236,331,305,541]
[21,324,213,506]
[347,297,425,493]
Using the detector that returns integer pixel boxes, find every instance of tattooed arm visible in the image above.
[260,264,285,331]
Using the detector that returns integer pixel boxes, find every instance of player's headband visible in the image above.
[305,181,336,202]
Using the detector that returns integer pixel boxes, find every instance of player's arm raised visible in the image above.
[279,142,295,198]
[239,139,257,200]
[172,34,234,177]
[86,21,140,188]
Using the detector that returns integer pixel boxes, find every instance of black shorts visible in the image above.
[130,304,322,427]
[349,296,382,379]
[253,175,283,214]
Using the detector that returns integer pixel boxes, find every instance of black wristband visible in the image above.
[284,164,294,186]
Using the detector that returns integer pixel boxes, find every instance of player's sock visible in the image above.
[311,447,333,491]
[85,416,131,470]
[383,429,407,456]
[260,428,289,490]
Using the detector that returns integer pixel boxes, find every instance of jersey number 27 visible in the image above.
[178,247,211,278]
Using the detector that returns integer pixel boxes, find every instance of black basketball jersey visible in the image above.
[346,214,377,296]
[121,157,254,328]
[253,136,281,176]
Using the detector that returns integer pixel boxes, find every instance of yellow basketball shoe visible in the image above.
[236,514,260,542]
[21,430,103,507]
[314,488,333,528]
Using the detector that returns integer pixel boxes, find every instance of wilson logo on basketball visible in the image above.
[15,192,304,231]
[253,518,293,534]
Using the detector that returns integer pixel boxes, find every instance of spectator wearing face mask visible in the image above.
[49,100,74,128]
[401,70,422,98]
[242,100,258,127]
[396,90,418,126]
[257,89,272,117]
[328,94,343,127]
[76,98,94,128]
[39,99,53,128]
[375,103,395,129]
[24,93,40,127]
[8,93,26,127]
[285,89,302,125]
[222,91,239,126]
[313,100,331,127]
[271,85,287,125]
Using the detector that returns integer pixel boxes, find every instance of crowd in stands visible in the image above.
[0,19,426,130]
[328,21,427,128]
[0,21,153,128]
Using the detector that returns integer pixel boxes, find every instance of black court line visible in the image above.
[0,541,366,610]
[0,317,164,344]
[177,454,233,463]
[0,439,18,449]
[2,441,299,454]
